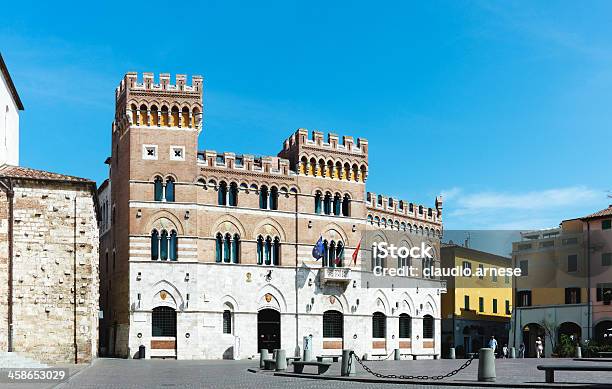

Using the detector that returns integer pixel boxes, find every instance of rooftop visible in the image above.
[0,165,94,184]
[0,53,24,110]
[581,205,612,220]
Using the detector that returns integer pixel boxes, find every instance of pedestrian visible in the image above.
[519,343,525,358]
[502,344,508,359]
[488,336,498,357]
[535,337,544,358]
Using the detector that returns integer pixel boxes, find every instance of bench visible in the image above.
[598,351,612,358]
[537,364,612,383]
[316,355,340,362]
[371,353,389,360]
[286,356,301,364]
[408,353,439,360]
[263,359,276,370]
[292,361,332,375]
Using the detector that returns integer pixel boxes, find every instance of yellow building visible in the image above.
[441,244,513,357]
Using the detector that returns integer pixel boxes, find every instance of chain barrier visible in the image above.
[350,351,478,381]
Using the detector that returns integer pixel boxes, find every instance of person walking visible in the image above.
[488,336,498,357]
[502,344,508,359]
[519,343,525,358]
[535,337,544,358]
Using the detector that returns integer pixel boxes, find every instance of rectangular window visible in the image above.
[170,146,185,161]
[223,310,232,334]
[505,274,510,284]
[464,295,470,310]
[603,219,611,230]
[519,260,528,276]
[479,297,484,313]
[568,255,578,272]
[463,261,472,273]
[565,288,581,304]
[562,237,578,245]
[142,144,158,160]
[505,300,511,315]
[596,283,612,303]
[492,299,498,314]
[492,271,498,282]
[603,253,612,267]
[540,240,554,248]
[478,264,484,279]
[517,291,532,307]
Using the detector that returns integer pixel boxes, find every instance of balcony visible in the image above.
[320,267,352,285]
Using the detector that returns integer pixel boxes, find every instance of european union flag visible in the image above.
[312,236,324,260]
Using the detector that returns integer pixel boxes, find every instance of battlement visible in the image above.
[366,192,443,225]
[281,128,368,157]
[115,72,203,99]
[197,150,296,178]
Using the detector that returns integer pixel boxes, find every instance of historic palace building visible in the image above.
[99,72,444,360]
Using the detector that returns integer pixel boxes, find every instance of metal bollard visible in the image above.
[275,349,287,371]
[272,349,277,359]
[341,349,356,376]
[448,347,456,359]
[510,347,516,359]
[303,348,312,362]
[576,346,582,359]
[259,349,269,368]
[394,348,401,360]
[477,348,496,382]
[362,353,369,361]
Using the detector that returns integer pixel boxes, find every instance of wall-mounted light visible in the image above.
[311,297,315,305]
[185,273,190,282]
[308,220,312,229]
[137,332,142,338]
[185,333,190,338]
[356,298,360,306]
[353,280,357,288]
[186,293,190,308]
[396,302,399,308]
[136,272,142,281]
[352,224,356,232]
[137,293,141,308]
[185,210,190,220]
[136,209,142,218]
[308,278,313,286]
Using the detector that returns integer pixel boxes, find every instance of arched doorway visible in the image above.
[522,323,544,358]
[595,320,612,345]
[151,306,177,359]
[558,322,581,343]
[258,309,281,352]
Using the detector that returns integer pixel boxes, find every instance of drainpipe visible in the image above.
[0,178,14,352]
[586,221,591,341]
[73,196,78,364]
[294,177,299,356]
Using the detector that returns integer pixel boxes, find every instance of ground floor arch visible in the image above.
[594,320,612,345]
[558,321,582,343]
[151,306,177,359]
[522,323,544,358]
[257,309,281,352]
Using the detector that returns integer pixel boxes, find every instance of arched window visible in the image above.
[151,229,159,260]
[314,191,322,214]
[215,233,223,263]
[257,236,264,265]
[273,237,281,265]
[228,182,238,206]
[154,176,163,201]
[150,105,159,126]
[223,309,233,334]
[269,186,278,210]
[259,186,269,209]
[323,310,343,338]
[165,177,175,202]
[231,234,240,264]
[342,194,350,217]
[160,105,169,126]
[372,312,386,338]
[322,240,329,265]
[224,234,232,263]
[130,104,138,124]
[399,314,411,338]
[139,104,148,125]
[388,198,393,207]
[333,194,341,216]
[323,192,332,215]
[423,315,434,339]
[399,200,404,210]
[265,236,272,265]
[374,216,380,226]
[367,215,373,224]
[181,107,189,127]
[169,230,178,261]
[218,181,228,205]
[377,195,383,206]
[328,241,336,268]
[160,230,169,260]
[171,106,179,127]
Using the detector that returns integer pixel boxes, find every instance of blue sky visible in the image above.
[1,0,610,229]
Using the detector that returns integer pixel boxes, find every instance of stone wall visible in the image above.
[0,181,99,363]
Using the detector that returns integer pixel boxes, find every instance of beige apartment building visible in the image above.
[99,72,445,360]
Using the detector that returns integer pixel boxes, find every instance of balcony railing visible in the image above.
[320,267,352,284]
